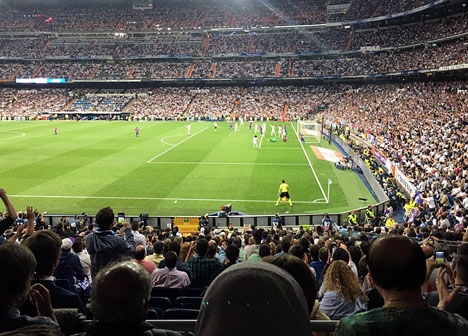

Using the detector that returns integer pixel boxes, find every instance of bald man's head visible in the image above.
[134,245,147,261]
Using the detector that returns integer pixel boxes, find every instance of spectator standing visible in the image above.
[85,207,136,279]
[131,220,146,248]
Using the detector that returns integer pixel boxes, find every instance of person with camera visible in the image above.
[85,207,136,279]
[424,254,468,320]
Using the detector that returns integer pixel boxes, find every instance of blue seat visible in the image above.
[151,287,184,304]
[147,307,165,319]
[149,296,172,311]
[55,278,72,291]
[163,308,199,319]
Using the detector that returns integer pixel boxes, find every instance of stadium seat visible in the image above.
[55,279,72,291]
[182,287,206,297]
[149,296,172,311]
[151,287,184,304]
[174,296,203,309]
[147,307,165,319]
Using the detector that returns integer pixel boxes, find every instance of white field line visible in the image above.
[10,194,315,204]
[290,122,328,202]
[160,135,184,146]
[148,127,208,163]
[260,147,302,150]
[0,131,26,140]
[258,133,265,148]
[148,161,308,166]
[0,121,54,139]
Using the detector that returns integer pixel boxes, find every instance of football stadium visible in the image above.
[0,0,468,334]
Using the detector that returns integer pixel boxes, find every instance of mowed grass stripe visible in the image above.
[10,194,318,204]
[0,121,375,216]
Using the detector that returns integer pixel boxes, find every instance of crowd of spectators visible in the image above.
[0,81,466,123]
[0,2,465,82]
[0,0,328,33]
[0,0,447,33]
[350,14,468,51]
[0,37,467,81]
[0,189,468,335]
[342,0,439,21]
[0,3,465,67]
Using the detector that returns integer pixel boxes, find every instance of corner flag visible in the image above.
[328,178,332,185]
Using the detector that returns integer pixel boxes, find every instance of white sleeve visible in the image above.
[348,261,359,278]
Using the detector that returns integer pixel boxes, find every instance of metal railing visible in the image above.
[82,319,339,335]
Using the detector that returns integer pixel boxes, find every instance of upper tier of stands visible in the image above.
[0,0,443,32]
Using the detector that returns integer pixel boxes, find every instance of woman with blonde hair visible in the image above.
[268,241,277,256]
[320,260,367,320]
[463,230,468,243]
[179,242,191,262]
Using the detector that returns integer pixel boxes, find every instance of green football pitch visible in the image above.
[0,120,375,216]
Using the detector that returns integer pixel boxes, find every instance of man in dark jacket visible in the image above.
[85,207,136,279]
[54,238,88,288]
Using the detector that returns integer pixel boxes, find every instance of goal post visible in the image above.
[296,120,322,144]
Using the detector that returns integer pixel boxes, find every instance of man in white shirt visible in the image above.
[131,220,147,248]
[151,251,190,289]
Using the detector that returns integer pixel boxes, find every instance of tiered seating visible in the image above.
[146,287,206,319]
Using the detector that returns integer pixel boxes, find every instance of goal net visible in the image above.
[297,120,322,144]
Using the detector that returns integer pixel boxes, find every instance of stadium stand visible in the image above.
[1,0,468,334]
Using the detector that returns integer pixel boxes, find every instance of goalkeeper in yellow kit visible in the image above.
[275,179,293,207]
